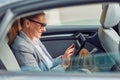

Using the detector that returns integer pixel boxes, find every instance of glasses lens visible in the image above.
[27,18,46,27]
[41,23,46,27]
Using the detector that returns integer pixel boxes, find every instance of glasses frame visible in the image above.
[26,18,46,27]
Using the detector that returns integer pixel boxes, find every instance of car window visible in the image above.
[45,4,102,26]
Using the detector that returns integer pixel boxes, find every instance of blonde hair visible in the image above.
[20,12,45,27]
[8,19,21,45]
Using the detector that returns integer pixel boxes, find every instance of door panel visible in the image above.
[41,33,78,58]
[42,40,75,58]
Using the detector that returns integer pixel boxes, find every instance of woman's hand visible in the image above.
[62,43,75,69]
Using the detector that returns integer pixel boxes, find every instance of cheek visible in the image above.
[30,27,35,32]
[29,25,42,37]
[29,27,37,36]
[33,27,41,35]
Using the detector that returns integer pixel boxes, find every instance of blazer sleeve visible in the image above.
[48,56,65,72]
[52,56,63,67]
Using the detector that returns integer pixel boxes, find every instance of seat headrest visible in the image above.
[100,3,120,28]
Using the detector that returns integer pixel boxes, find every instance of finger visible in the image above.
[68,52,74,57]
[67,43,75,49]
[69,48,75,53]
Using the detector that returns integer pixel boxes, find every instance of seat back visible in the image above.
[98,3,120,64]
[0,36,21,71]
[0,19,21,71]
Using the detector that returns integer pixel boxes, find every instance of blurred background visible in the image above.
[46,4,102,25]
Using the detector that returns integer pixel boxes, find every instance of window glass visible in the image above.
[45,4,102,25]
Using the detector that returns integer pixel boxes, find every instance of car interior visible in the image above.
[0,2,119,73]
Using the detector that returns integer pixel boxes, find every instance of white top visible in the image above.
[33,38,53,69]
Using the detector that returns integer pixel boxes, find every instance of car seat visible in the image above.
[98,3,120,65]
[0,19,21,71]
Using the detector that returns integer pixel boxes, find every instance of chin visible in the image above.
[37,35,41,39]
[39,36,41,39]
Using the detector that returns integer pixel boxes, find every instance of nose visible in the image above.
[41,27,46,32]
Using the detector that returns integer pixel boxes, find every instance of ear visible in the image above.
[24,19,30,28]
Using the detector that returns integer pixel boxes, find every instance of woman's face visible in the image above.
[28,15,46,39]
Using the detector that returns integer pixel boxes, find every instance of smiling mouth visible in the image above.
[39,32,42,34]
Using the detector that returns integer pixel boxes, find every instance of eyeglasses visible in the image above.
[27,18,46,27]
